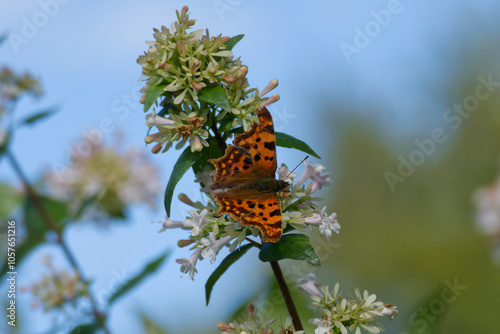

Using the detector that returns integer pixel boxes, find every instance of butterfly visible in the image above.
[208,107,288,243]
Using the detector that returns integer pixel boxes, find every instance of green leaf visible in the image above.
[164,147,203,217]
[259,234,320,267]
[1,237,42,277]
[198,85,231,112]
[205,243,254,305]
[108,251,169,305]
[225,34,244,51]
[19,107,57,126]
[0,183,22,219]
[193,137,223,174]
[68,322,104,334]
[24,196,68,236]
[276,132,321,159]
[143,83,167,112]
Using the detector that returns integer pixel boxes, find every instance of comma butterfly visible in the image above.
[208,107,288,243]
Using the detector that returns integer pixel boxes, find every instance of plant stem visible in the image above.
[270,261,304,331]
[209,111,228,153]
[6,150,109,333]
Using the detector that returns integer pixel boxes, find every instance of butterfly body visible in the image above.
[209,107,286,243]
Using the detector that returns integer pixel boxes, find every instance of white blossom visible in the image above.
[175,248,202,280]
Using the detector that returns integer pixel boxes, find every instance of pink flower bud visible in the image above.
[178,40,185,54]
[192,82,202,91]
[222,36,230,43]
[191,136,203,152]
[217,322,234,330]
[223,76,234,83]
[178,193,194,206]
[161,63,169,69]
[140,96,146,104]
[144,131,165,144]
[247,304,254,317]
[187,19,196,26]
[260,93,280,108]
[259,79,279,97]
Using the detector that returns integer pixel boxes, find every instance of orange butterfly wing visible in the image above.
[209,107,285,243]
[233,107,277,176]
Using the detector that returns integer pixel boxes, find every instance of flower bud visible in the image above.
[151,142,163,154]
[260,94,280,108]
[161,63,169,70]
[177,239,196,248]
[222,36,230,43]
[247,304,254,318]
[146,56,153,63]
[208,67,217,74]
[190,59,200,71]
[191,136,203,152]
[223,76,235,83]
[217,322,234,330]
[259,79,279,97]
[181,6,189,15]
[178,193,194,206]
[178,40,185,54]
[240,65,248,76]
[140,96,146,104]
[187,19,196,26]
[192,82,202,91]
[144,131,164,144]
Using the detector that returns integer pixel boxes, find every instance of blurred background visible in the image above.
[1,0,500,333]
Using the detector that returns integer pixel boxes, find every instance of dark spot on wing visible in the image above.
[259,212,264,216]
[249,203,255,209]
[237,200,242,205]
[243,165,250,170]
[256,137,261,142]
[254,154,261,162]
[258,204,265,209]
[234,167,240,173]
[264,141,275,150]
[244,157,252,165]
[269,209,280,217]
[263,217,268,221]
[253,144,258,149]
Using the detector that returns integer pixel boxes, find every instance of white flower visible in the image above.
[200,233,235,263]
[195,166,215,193]
[310,171,331,194]
[295,162,326,188]
[309,316,334,334]
[183,208,210,236]
[277,163,297,184]
[155,214,184,232]
[297,273,323,298]
[145,109,175,127]
[305,207,340,240]
[381,304,398,320]
[175,248,202,280]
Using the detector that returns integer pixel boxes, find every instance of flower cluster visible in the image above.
[473,171,500,263]
[217,304,304,334]
[0,66,42,144]
[21,256,88,311]
[43,138,160,222]
[138,6,279,153]
[298,274,398,334]
[156,161,339,280]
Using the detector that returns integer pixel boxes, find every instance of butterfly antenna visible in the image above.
[285,155,309,180]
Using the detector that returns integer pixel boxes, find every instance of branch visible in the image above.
[270,261,304,331]
[6,150,110,334]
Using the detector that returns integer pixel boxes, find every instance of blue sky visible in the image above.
[1,0,499,333]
